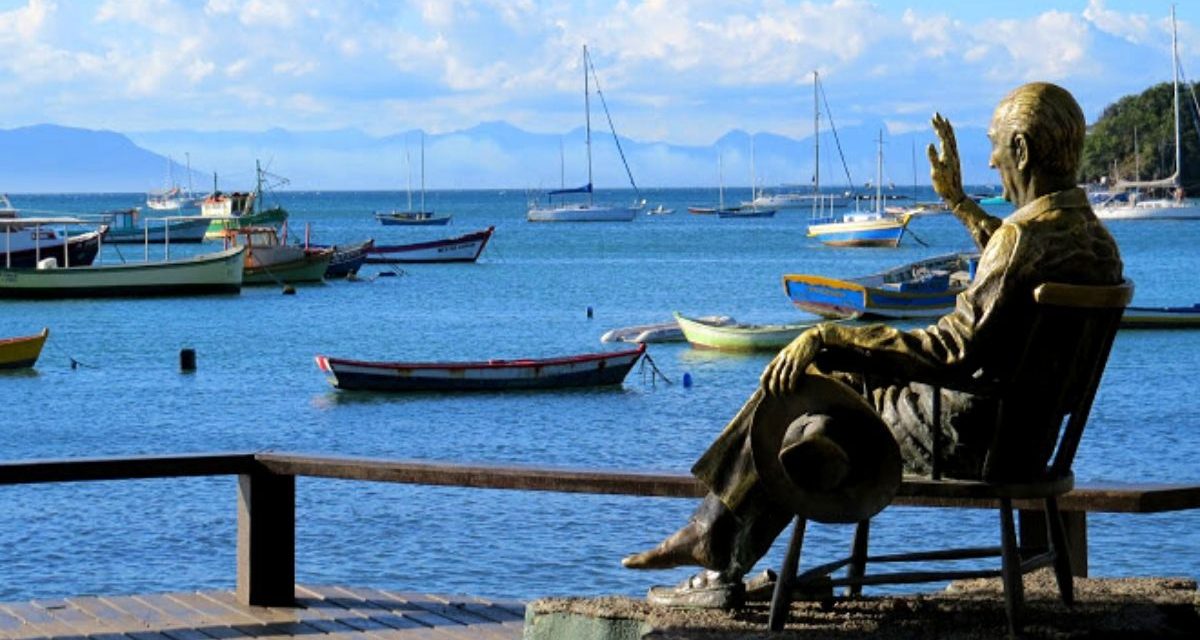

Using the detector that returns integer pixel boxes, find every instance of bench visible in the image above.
[2,451,1198,605]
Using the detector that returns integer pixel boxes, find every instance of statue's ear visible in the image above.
[1013,133,1030,171]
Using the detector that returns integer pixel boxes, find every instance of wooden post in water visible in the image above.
[180,348,196,372]
[237,471,296,606]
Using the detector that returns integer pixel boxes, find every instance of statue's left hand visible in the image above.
[761,329,823,395]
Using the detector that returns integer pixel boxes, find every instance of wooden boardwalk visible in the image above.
[0,586,526,640]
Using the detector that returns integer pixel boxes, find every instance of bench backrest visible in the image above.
[981,280,1133,481]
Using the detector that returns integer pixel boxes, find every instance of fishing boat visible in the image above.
[0,246,245,299]
[222,226,332,285]
[320,239,375,279]
[687,206,717,215]
[1120,304,1200,328]
[0,328,49,369]
[100,209,210,244]
[2,217,103,268]
[375,133,453,226]
[1096,7,1200,221]
[146,155,197,211]
[646,205,675,215]
[782,252,977,319]
[674,312,817,352]
[314,342,646,392]
[364,226,493,264]
[527,45,642,222]
[200,161,289,239]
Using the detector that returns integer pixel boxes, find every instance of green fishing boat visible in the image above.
[674,312,819,352]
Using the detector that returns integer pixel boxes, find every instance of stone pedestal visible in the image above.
[523,573,1199,639]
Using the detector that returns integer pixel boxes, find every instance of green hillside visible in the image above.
[1082,82,1200,191]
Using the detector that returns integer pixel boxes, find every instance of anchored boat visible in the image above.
[315,343,646,392]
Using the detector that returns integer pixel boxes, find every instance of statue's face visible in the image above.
[987,111,1020,203]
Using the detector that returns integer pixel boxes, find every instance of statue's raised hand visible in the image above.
[761,328,823,396]
[926,113,967,206]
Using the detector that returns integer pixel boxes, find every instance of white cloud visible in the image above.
[0,0,53,44]
[973,11,1091,82]
[1083,0,1152,45]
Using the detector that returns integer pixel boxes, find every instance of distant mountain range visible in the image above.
[1,121,996,193]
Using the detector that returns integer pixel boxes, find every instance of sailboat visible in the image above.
[375,134,452,226]
[806,72,911,247]
[146,156,196,211]
[527,45,643,222]
[721,135,776,218]
[1096,6,1200,220]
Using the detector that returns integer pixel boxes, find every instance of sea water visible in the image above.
[1,188,1198,602]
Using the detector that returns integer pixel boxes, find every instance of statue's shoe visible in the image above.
[646,571,745,609]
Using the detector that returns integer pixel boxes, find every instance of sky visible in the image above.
[1,0,1199,148]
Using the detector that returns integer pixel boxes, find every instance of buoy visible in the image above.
[587,306,594,319]
[282,284,296,295]
[180,348,197,372]
[682,372,693,388]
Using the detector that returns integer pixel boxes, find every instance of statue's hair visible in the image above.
[993,82,1085,179]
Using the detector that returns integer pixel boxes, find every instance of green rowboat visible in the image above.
[674,312,818,352]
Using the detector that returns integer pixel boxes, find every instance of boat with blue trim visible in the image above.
[782,252,976,319]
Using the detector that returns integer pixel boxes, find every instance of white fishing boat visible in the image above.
[0,194,17,218]
[527,45,642,222]
[146,155,197,211]
[200,161,289,239]
[1095,7,1200,220]
[0,217,244,299]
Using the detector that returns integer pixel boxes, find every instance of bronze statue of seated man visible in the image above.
[622,81,1125,608]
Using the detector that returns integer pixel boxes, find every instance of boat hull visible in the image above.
[527,205,638,222]
[718,208,777,218]
[314,344,645,392]
[1120,304,1200,328]
[1094,201,1200,220]
[3,230,102,268]
[243,251,332,284]
[204,207,288,240]
[104,217,211,244]
[365,227,493,264]
[674,312,814,351]
[0,327,49,369]
[783,252,975,319]
[806,217,909,247]
[375,212,452,226]
[0,246,245,299]
[321,240,374,278]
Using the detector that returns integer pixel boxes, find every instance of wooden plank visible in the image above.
[65,595,152,633]
[303,586,471,640]
[350,587,517,639]
[372,590,522,640]
[0,602,82,637]
[292,587,431,640]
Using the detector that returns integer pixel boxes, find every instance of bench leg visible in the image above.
[1044,497,1075,606]
[1019,507,1088,578]
[769,516,806,632]
[999,498,1024,638]
[846,519,870,596]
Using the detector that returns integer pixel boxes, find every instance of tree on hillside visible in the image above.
[1081,82,1200,193]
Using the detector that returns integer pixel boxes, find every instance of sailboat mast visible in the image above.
[813,71,820,197]
[1172,4,1182,188]
[718,153,725,211]
[405,142,413,211]
[876,130,884,216]
[749,134,756,205]
[185,152,193,198]
[420,132,426,212]
[584,45,594,206]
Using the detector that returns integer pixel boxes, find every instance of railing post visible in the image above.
[237,470,295,606]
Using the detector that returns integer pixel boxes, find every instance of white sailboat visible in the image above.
[1096,6,1200,220]
[527,45,642,222]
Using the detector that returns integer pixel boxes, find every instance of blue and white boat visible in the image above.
[807,129,911,247]
[782,252,977,320]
